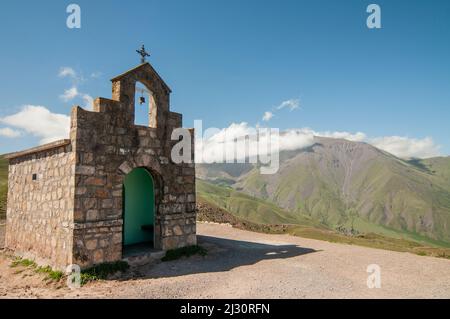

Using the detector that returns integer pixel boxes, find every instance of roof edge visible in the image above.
[110,63,172,93]
[4,139,71,160]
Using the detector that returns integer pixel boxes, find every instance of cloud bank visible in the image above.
[0,105,70,145]
[0,107,441,160]
[0,127,22,138]
[370,136,441,159]
[197,122,442,161]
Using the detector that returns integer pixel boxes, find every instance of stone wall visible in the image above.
[5,144,75,270]
[70,63,196,269]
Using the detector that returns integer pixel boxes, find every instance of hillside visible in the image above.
[199,137,450,247]
[197,179,322,227]
[0,156,7,220]
[421,157,450,186]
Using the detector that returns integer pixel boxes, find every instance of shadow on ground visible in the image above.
[121,235,319,280]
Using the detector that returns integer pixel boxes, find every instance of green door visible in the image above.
[123,168,155,246]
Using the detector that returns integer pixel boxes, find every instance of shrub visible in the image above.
[80,261,129,285]
[162,245,207,262]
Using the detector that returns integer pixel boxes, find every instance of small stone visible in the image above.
[86,210,99,221]
[86,239,97,250]
[93,250,104,263]
[173,225,183,236]
[102,199,113,209]
[85,177,105,186]
[76,166,95,175]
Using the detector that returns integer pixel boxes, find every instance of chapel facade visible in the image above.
[5,61,196,270]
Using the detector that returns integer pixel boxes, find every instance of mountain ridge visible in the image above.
[198,137,450,246]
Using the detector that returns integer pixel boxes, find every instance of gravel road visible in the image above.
[1,223,449,298]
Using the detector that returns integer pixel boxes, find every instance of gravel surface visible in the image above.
[0,223,449,298]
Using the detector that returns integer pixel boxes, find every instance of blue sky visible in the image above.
[0,0,449,158]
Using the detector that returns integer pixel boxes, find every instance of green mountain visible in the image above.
[198,137,450,247]
[197,179,322,228]
[0,156,7,220]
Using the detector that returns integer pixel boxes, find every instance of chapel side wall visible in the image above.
[5,145,76,270]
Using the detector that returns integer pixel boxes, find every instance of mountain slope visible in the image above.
[197,179,322,227]
[197,181,450,257]
[199,137,450,246]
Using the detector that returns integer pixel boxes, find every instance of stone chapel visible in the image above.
[5,60,196,270]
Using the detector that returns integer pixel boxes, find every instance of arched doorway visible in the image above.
[123,168,155,249]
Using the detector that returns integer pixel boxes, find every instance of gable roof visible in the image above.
[110,62,172,93]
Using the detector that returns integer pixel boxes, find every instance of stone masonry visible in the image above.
[5,62,196,270]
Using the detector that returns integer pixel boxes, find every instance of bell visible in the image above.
[139,96,146,105]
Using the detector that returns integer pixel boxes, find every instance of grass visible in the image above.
[10,258,37,268]
[341,216,450,248]
[9,258,130,285]
[36,265,64,281]
[80,261,129,285]
[197,180,320,227]
[9,258,64,281]
[162,245,208,262]
[286,225,450,259]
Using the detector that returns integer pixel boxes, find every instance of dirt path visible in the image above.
[1,223,449,298]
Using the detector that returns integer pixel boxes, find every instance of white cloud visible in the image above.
[302,129,441,159]
[195,122,442,162]
[259,98,299,124]
[58,66,95,110]
[196,122,315,163]
[90,72,102,79]
[314,130,367,142]
[81,94,94,110]
[0,105,70,145]
[278,129,315,151]
[60,87,79,102]
[59,87,93,110]
[276,99,300,111]
[305,128,440,159]
[262,111,274,122]
[370,136,441,159]
[0,127,22,138]
[58,67,77,79]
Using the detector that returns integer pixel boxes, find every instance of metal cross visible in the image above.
[136,45,150,64]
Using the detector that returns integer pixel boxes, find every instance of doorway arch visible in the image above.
[123,168,155,248]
